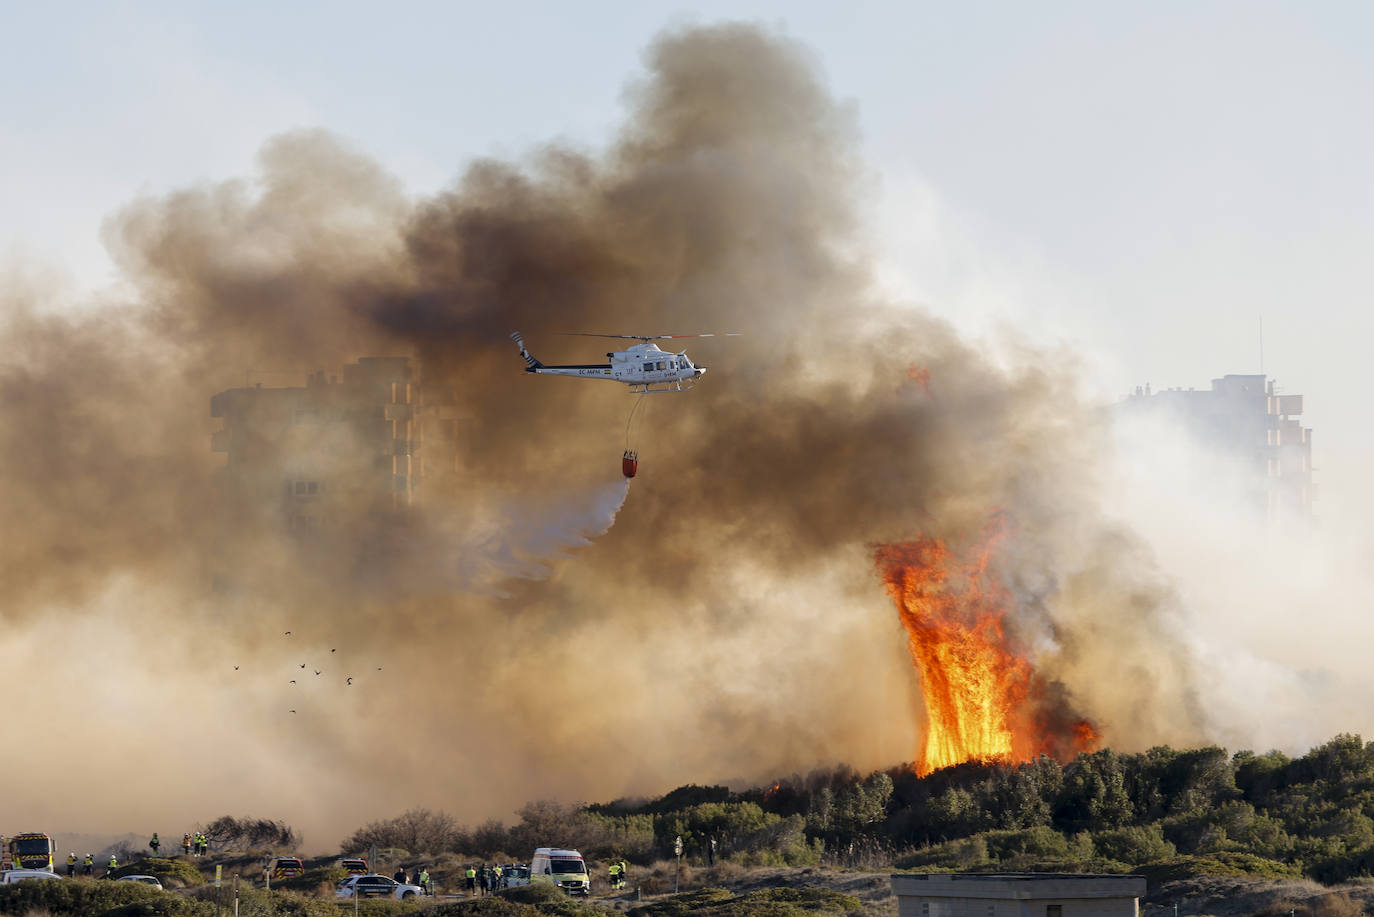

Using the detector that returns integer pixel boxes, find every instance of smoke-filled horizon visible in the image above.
[5,23,1342,850]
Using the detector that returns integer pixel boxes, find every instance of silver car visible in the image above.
[117,875,164,889]
[336,874,423,899]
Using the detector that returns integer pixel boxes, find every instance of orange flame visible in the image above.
[875,521,1097,776]
[903,365,931,396]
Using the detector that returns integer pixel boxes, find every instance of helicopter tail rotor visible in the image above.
[510,331,543,370]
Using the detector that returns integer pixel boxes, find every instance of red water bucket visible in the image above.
[622,450,638,478]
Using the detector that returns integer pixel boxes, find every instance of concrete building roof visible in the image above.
[891,873,1147,899]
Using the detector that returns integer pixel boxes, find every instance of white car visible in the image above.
[117,875,164,889]
[335,874,424,899]
[1,870,63,884]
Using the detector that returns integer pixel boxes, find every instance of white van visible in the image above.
[529,848,589,896]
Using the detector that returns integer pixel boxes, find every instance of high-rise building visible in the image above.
[210,356,459,535]
[1122,373,1313,528]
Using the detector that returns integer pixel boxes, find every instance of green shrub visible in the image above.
[894,836,988,870]
[628,885,861,916]
[993,855,1133,874]
[1092,824,1177,864]
[110,858,205,888]
[627,887,734,917]
[269,865,348,893]
[981,826,1070,861]
[189,885,349,917]
[427,899,543,917]
[1136,852,1301,884]
[0,879,211,917]
[472,881,605,916]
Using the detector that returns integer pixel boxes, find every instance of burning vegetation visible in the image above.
[875,520,1099,775]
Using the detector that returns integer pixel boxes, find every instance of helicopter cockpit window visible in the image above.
[643,362,654,371]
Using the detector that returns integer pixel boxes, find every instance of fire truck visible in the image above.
[2,833,56,872]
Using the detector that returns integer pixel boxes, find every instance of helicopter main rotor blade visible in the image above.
[557,333,664,341]
[556,332,742,341]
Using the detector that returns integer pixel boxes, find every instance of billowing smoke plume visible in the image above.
[0,24,1204,844]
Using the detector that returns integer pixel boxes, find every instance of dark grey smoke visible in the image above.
[0,23,1203,845]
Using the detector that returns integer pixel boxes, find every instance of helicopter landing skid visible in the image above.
[630,381,696,394]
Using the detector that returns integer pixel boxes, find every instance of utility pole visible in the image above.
[673,836,683,894]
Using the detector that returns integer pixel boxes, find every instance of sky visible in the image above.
[5,1,1371,499]
[3,1,1373,847]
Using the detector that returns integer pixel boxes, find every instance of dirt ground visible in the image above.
[1143,876,1374,917]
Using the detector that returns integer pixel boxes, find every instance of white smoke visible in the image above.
[1105,406,1374,752]
[448,478,632,592]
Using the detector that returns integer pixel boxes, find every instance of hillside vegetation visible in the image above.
[15,733,1374,916]
[346,733,1374,887]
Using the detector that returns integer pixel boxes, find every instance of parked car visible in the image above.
[336,874,423,899]
[116,875,164,889]
[265,857,304,881]
[503,864,531,887]
[1,870,63,884]
[335,857,368,876]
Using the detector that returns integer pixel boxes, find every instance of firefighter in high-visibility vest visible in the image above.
[108,854,118,876]
[608,861,622,890]
[465,866,476,895]
[66,853,76,878]
[83,854,93,876]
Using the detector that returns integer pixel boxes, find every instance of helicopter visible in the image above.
[509,331,736,394]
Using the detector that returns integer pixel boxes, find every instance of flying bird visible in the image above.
[300,663,306,669]
[346,677,353,685]
[314,670,321,676]
[284,631,291,636]
[233,666,239,671]
[289,680,296,685]
[331,648,336,653]
[376,667,382,671]
[289,709,296,714]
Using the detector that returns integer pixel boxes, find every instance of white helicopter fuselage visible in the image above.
[513,335,706,393]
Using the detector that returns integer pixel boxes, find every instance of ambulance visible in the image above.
[529,847,589,895]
